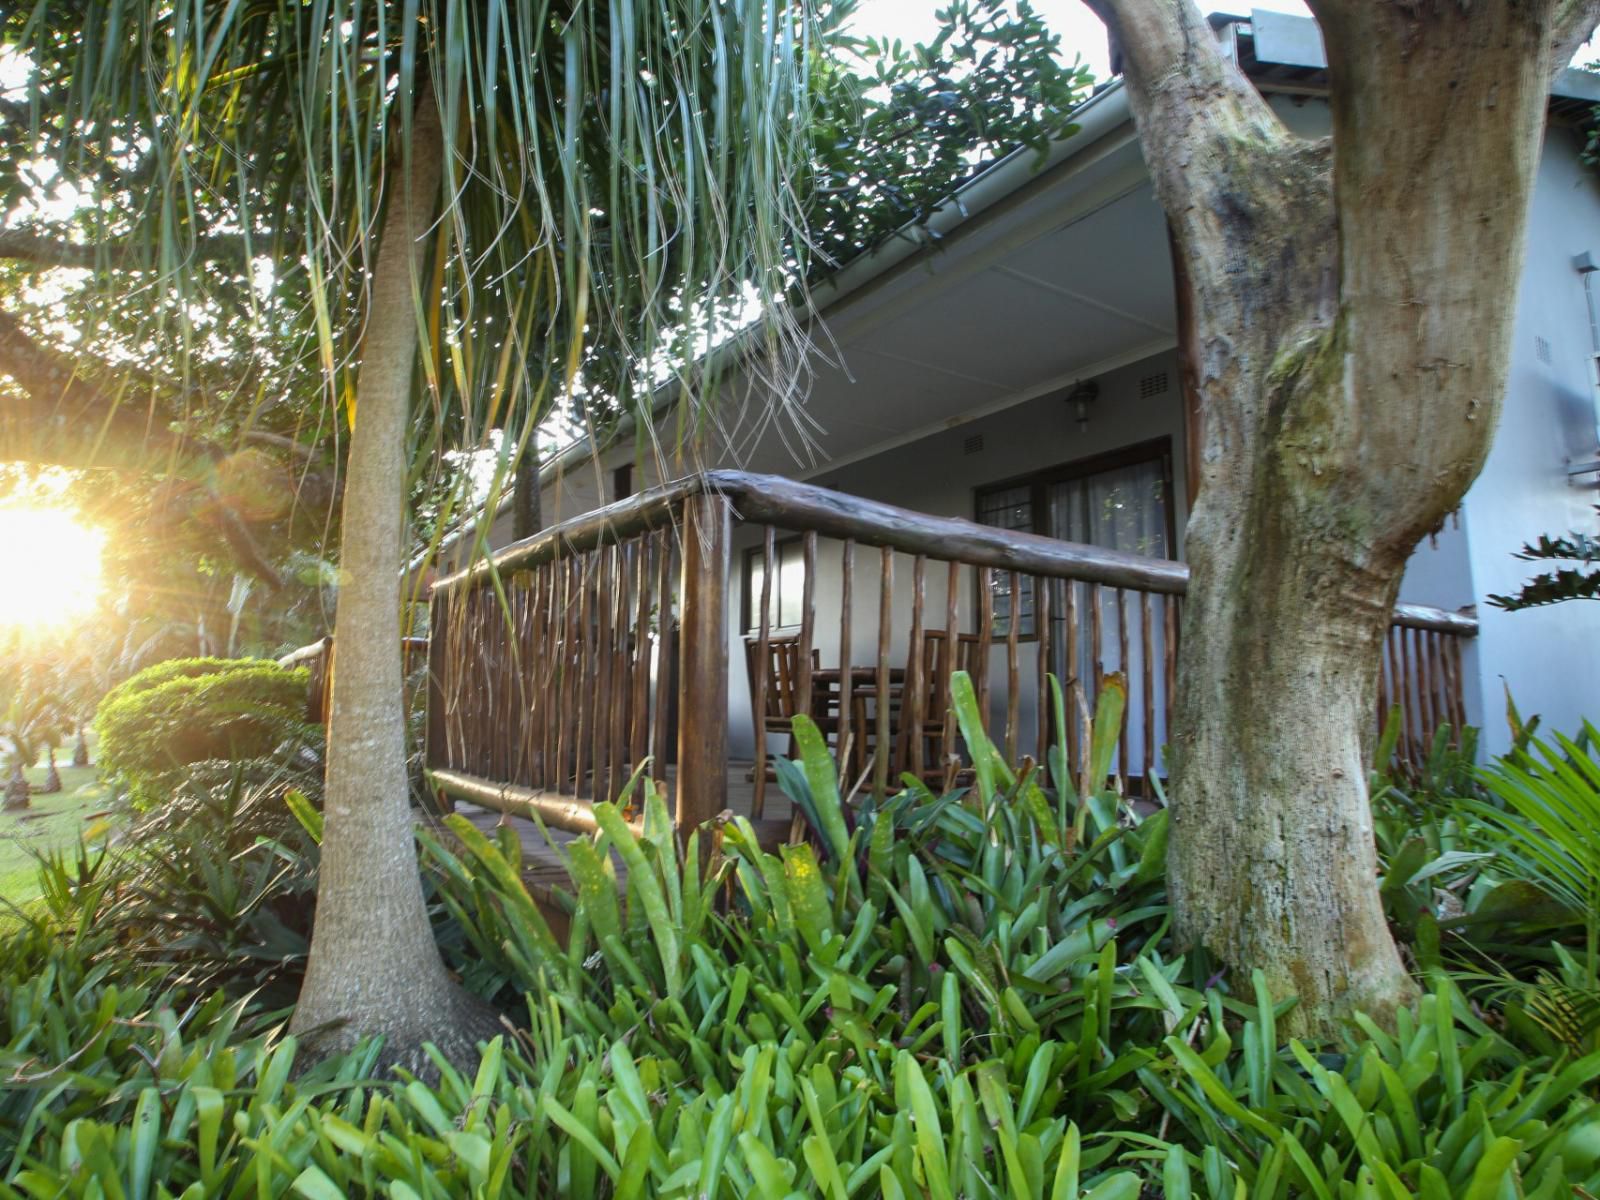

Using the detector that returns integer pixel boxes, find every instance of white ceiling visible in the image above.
[718,137,1179,481]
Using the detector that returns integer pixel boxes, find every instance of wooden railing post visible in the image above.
[676,491,731,834]
[424,600,451,810]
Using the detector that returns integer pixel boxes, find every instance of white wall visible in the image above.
[725,352,1189,766]
[1460,125,1600,754]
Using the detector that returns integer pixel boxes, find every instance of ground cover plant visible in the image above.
[3,673,1600,1197]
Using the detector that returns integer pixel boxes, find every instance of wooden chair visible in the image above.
[895,629,984,785]
[744,634,828,772]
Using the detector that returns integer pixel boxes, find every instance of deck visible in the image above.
[289,470,1479,854]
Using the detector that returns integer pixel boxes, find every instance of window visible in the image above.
[974,439,1176,636]
[743,538,806,634]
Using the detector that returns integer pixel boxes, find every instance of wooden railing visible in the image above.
[423,471,1479,835]
[1381,605,1477,773]
[279,635,431,724]
[427,481,718,833]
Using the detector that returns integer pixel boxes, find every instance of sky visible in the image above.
[845,0,1598,79]
[844,0,1320,80]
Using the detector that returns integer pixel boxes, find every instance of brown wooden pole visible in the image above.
[875,547,894,797]
[796,534,812,739]
[752,526,775,818]
[652,533,674,787]
[1005,570,1020,763]
[1141,590,1154,786]
[630,538,652,773]
[1117,588,1130,783]
[977,566,993,743]
[1036,573,1052,768]
[838,539,854,777]
[1065,579,1081,783]
[906,555,927,781]
[424,616,449,808]
[941,559,960,768]
[676,493,730,835]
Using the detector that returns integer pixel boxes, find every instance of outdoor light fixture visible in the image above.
[1066,380,1098,434]
[1571,251,1600,484]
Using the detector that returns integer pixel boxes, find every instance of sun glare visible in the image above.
[0,507,106,632]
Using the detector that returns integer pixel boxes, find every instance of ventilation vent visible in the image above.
[1139,371,1170,398]
[963,433,985,455]
[1535,336,1553,365]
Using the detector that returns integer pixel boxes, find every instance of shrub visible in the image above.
[7,671,1600,1197]
[94,657,312,803]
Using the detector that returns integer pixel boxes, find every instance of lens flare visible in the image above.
[0,507,106,632]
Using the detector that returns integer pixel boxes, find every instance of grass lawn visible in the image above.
[0,762,116,923]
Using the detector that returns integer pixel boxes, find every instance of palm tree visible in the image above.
[17,0,824,1070]
[0,661,68,810]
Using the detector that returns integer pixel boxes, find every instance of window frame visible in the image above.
[741,534,807,636]
[972,436,1178,640]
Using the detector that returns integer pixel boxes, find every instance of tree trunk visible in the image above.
[41,747,60,794]
[4,761,29,811]
[289,84,498,1073]
[1086,0,1600,1034]
[512,439,541,541]
[72,725,88,768]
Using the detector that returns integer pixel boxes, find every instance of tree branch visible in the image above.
[0,306,288,590]
[0,306,187,469]
[0,227,252,272]
[1552,0,1600,79]
[1077,0,1288,209]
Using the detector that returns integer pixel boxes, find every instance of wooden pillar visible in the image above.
[675,491,730,834]
[424,600,452,811]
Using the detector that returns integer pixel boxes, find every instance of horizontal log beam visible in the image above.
[427,768,643,838]
[708,470,1191,594]
[429,468,1479,637]
[278,637,331,669]
[1389,602,1479,636]
[430,477,702,595]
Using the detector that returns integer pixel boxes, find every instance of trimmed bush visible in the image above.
[94,657,312,804]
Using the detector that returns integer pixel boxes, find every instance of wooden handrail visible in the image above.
[430,470,1479,637]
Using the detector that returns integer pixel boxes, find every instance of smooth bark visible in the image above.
[1084,0,1600,1033]
[289,85,498,1071]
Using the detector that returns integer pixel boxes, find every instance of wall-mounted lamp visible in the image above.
[1574,250,1600,485]
[1066,380,1099,434]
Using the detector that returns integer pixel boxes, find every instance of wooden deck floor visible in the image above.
[448,758,795,906]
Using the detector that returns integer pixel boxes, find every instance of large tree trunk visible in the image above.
[290,85,498,1072]
[1086,0,1600,1034]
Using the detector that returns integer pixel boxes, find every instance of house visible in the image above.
[420,11,1600,837]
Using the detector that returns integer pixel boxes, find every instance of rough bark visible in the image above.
[289,84,499,1073]
[1084,0,1600,1034]
[71,726,88,769]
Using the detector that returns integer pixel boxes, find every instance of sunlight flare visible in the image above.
[0,507,106,631]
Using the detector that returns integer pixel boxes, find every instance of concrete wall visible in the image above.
[1460,124,1600,754]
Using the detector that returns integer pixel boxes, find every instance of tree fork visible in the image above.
[1087,0,1600,1033]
